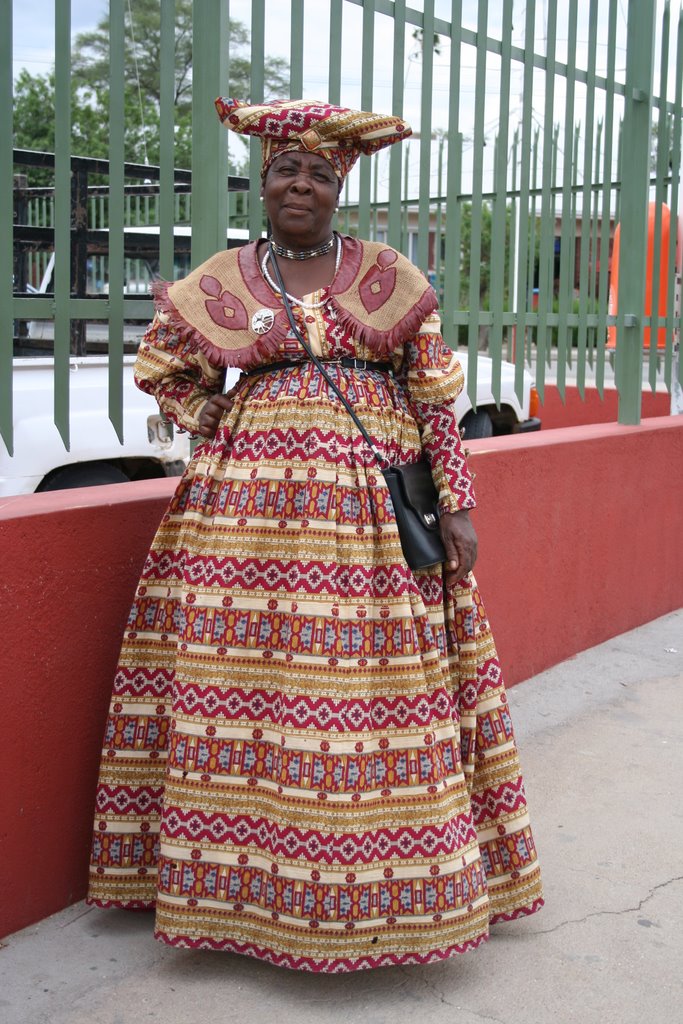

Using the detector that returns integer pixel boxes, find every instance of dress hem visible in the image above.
[152,928,489,973]
[489,896,545,925]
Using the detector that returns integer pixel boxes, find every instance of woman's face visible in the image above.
[262,151,339,247]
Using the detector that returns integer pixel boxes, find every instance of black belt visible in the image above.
[245,357,394,377]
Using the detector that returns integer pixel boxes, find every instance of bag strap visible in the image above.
[268,243,389,470]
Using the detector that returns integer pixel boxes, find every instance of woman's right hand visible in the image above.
[197,392,236,440]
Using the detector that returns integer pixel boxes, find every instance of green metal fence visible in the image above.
[3,0,682,456]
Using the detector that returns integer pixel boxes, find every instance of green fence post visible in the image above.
[357,0,376,242]
[576,0,599,398]
[328,0,343,105]
[290,0,304,99]
[488,0,514,405]
[108,0,126,443]
[158,0,177,281]
[191,0,230,266]
[616,0,657,424]
[466,0,490,404]
[0,1,13,453]
[665,8,683,394]
[534,3,558,404]
[387,0,406,253]
[596,0,619,400]
[248,0,266,243]
[416,0,435,276]
[441,0,462,350]
[649,1,671,393]
[512,0,536,393]
[53,0,72,449]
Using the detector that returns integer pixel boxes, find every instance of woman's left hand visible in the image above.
[440,509,478,588]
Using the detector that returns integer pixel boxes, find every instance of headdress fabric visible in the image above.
[215,97,411,182]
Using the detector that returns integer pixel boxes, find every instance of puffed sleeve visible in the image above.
[134,313,225,435]
[397,311,476,513]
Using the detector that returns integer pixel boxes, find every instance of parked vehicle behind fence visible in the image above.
[1,356,190,496]
[1,347,540,496]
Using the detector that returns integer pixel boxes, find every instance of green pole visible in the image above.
[616,0,657,424]
[387,0,406,253]
[53,0,72,449]
[108,0,126,443]
[191,0,230,265]
[0,0,13,452]
[416,0,435,276]
[357,1,376,242]
[158,0,176,281]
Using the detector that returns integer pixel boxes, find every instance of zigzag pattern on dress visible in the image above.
[94,785,164,816]
[164,686,456,729]
[139,554,409,597]
[470,779,529,821]
[159,811,477,861]
[155,931,488,973]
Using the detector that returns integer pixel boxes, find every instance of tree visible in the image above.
[14,68,112,185]
[13,1,288,175]
[411,28,441,57]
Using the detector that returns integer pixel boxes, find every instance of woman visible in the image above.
[87,98,543,972]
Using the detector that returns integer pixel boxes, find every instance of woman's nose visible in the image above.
[290,172,313,191]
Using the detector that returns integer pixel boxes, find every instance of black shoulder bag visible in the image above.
[268,245,446,571]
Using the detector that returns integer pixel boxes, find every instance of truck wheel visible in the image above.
[36,462,130,491]
[460,410,494,439]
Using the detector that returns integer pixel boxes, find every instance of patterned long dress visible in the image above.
[87,240,543,972]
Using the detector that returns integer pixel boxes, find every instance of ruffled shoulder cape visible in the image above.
[152,236,438,369]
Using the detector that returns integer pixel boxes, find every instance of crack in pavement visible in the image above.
[450,1004,505,1024]
[433,991,506,1024]
[533,874,683,935]
[411,972,506,1023]
[417,986,506,1023]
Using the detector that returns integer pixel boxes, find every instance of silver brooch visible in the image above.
[251,308,275,335]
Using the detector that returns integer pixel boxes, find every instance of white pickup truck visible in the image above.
[1,355,190,497]
[0,350,539,497]
[455,352,540,438]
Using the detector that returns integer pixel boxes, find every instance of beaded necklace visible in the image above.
[270,235,335,260]
[261,234,343,310]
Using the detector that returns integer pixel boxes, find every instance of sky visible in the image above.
[11,1,636,94]
[12,1,681,199]
[10,3,633,136]
[13,0,104,77]
[13,1,664,142]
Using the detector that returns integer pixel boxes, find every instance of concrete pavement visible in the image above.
[1,609,682,1024]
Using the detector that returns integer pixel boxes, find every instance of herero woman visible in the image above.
[87,98,543,972]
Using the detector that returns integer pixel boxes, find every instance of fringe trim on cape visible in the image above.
[328,288,438,357]
[150,279,288,370]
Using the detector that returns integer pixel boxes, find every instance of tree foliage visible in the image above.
[14,0,288,179]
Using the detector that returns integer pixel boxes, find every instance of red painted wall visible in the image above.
[468,418,683,683]
[1,419,682,940]
[0,480,170,941]
[539,382,670,429]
